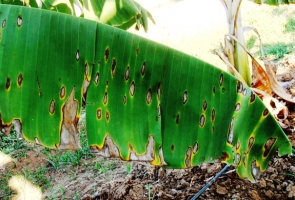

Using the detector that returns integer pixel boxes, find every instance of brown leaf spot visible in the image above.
[157,105,161,117]
[2,19,6,28]
[250,91,255,103]
[103,92,108,105]
[5,77,10,90]
[105,48,109,62]
[94,72,99,85]
[242,88,247,96]
[235,103,240,111]
[141,62,146,76]
[263,138,276,157]
[106,110,110,121]
[263,108,269,116]
[146,89,152,104]
[60,86,65,99]
[76,49,79,61]
[251,160,261,180]
[83,63,88,74]
[37,77,42,96]
[211,109,216,122]
[157,82,161,101]
[235,153,241,165]
[17,73,23,86]
[237,80,243,93]
[236,141,240,150]
[219,74,223,86]
[248,137,254,150]
[222,87,225,93]
[183,91,188,104]
[185,147,192,168]
[203,100,207,111]
[125,66,130,81]
[176,113,180,125]
[228,118,234,144]
[130,81,135,96]
[49,100,55,114]
[111,58,116,77]
[97,109,102,119]
[123,95,127,104]
[220,152,229,162]
[213,86,216,94]
[136,47,139,55]
[171,145,174,151]
[193,142,198,154]
[199,114,205,127]
[17,15,22,27]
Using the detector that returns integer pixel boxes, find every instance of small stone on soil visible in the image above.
[248,190,261,200]
[259,178,266,188]
[265,190,274,198]
[216,185,227,195]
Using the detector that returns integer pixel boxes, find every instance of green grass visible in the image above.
[0,126,31,160]
[262,43,295,60]
[0,172,14,199]
[246,35,257,50]
[285,18,295,32]
[22,165,52,190]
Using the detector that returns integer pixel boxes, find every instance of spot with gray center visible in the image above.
[125,66,130,81]
[199,114,205,127]
[2,19,6,28]
[203,100,207,111]
[5,77,10,90]
[263,138,276,157]
[141,62,146,76]
[17,15,22,27]
[146,89,152,104]
[219,74,223,86]
[111,58,116,77]
[130,81,135,96]
[183,91,188,104]
[76,50,79,61]
[17,73,23,86]
[97,109,102,119]
[103,92,108,105]
[60,86,66,99]
[94,72,99,85]
[49,100,55,114]
[227,118,234,144]
[105,48,109,62]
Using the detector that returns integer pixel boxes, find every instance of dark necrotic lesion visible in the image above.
[111,58,116,77]
[141,62,146,76]
[17,73,23,86]
[5,77,10,90]
[146,89,152,104]
[125,66,130,81]
[105,48,109,62]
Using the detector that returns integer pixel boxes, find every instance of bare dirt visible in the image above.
[1,0,295,199]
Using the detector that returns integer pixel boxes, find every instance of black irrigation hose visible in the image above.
[190,164,230,200]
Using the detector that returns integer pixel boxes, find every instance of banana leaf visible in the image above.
[0,5,291,182]
[250,0,295,4]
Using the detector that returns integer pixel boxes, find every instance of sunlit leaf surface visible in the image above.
[0,5,291,182]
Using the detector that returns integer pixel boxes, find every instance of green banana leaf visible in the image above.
[250,0,295,4]
[0,0,154,31]
[0,5,291,182]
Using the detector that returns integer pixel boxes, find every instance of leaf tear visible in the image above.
[59,87,80,150]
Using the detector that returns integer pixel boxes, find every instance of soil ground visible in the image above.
[1,0,295,199]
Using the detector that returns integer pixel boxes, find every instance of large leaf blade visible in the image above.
[0,5,291,182]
